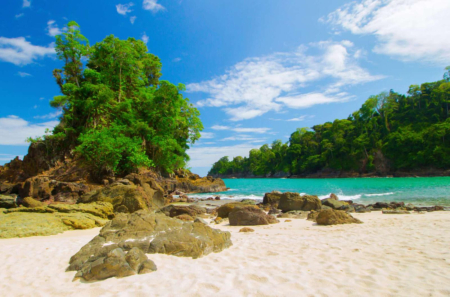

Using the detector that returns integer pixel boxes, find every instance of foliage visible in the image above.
[36,21,203,176]
[209,67,450,176]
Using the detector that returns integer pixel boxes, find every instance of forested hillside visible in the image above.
[29,22,203,179]
[209,68,450,177]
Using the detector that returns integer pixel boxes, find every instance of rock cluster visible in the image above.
[316,209,362,225]
[277,192,322,212]
[229,206,278,226]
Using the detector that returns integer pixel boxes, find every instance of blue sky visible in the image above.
[1,0,449,176]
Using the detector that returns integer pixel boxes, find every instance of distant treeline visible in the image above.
[208,68,450,177]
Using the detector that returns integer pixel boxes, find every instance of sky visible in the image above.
[0,0,449,176]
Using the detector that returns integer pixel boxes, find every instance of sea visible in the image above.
[188,177,450,206]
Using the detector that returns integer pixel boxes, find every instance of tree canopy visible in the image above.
[209,68,450,176]
[31,21,203,178]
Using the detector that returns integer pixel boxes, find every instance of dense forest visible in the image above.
[209,68,450,177]
[29,21,203,178]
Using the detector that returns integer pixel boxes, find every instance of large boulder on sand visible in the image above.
[278,192,321,212]
[67,211,232,274]
[79,182,164,213]
[321,198,349,210]
[159,204,206,218]
[229,206,279,226]
[217,202,259,218]
[262,191,283,206]
[73,247,157,282]
[316,209,362,225]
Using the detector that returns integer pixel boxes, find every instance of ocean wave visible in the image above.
[364,192,394,197]
[318,193,361,200]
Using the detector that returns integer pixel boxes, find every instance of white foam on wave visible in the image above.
[364,192,394,197]
[318,193,361,200]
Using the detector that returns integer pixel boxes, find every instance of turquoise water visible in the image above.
[190,177,450,206]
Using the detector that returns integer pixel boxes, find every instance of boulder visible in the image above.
[240,199,257,205]
[239,227,254,233]
[262,191,283,206]
[67,211,232,274]
[329,193,338,200]
[175,214,194,221]
[73,247,157,282]
[21,196,46,208]
[405,203,415,211]
[0,194,17,209]
[316,209,362,226]
[229,206,279,226]
[278,192,321,212]
[217,202,259,218]
[159,205,206,218]
[382,210,410,214]
[79,183,164,213]
[277,210,308,219]
[307,210,319,222]
[372,202,389,209]
[321,198,349,210]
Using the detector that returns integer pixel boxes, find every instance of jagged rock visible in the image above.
[316,209,362,225]
[382,210,410,214]
[239,227,254,232]
[48,181,91,203]
[217,202,259,218]
[278,192,322,212]
[175,214,194,221]
[229,206,279,226]
[73,247,157,282]
[321,198,349,210]
[79,183,164,213]
[277,210,308,219]
[162,171,227,194]
[262,191,283,206]
[67,211,232,275]
[0,194,17,209]
[158,205,206,218]
[21,196,46,208]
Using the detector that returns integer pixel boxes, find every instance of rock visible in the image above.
[214,217,223,224]
[405,203,415,211]
[67,211,232,274]
[329,193,338,200]
[79,183,164,213]
[229,206,279,226]
[435,205,444,211]
[162,171,227,194]
[278,192,322,212]
[321,198,349,210]
[382,210,410,214]
[372,202,389,209]
[307,210,319,222]
[194,217,208,224]
[388,201,405,209]
[285,220,292,222]
[0,194,17,209]
[159,205,206,218]
[268,207,281,215]
[354,204,371,213]
[316,209,362,225]
[175,214,194,221]
[47,202,114,219]
[73,247,157,282]
[21,196,46,208]
[240,199,257,205]
[217,202,259,218]
[239,227,254,232]
[262,191,283,206]
[277,210,308,219]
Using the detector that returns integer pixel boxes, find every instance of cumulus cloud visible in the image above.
[130,16,137,24]
[0,115,59,145]
[18,71,31,77]
[187,40,382,121]
[211,125,271,134]
[187,143,259,168]
[143,0,165,12]
[200,132,215,139]
[15,13,24,19]
[220,135,266,143]
[141,32,149,44]
[116,3,134,15]
[46,20,66,37]
[0,37,54,65]
[323,0,450,63]
[23,0,31,8]
[33,110,62,120]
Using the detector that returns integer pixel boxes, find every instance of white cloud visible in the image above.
[141,32,149,44]
[211,125,270,134]
[173,57,181,62]
[116,3,134,15]
[187,40,382,121]
[0,115,59,145]
[46,20,66,37]
[324,0,450,64]
[187,143,259,168]
[286,115,308,122]
[143,0,165,12]
[220,135,266,143]
[15,13,24,18]
[33,110,62,120]
[18,71,31,77]
[23,0,31,8]
[130,16,137,24]
[200,132,215,139]
[0,37,54,65]
[277,92,352,109]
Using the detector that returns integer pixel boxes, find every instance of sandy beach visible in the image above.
[1,211,450,297]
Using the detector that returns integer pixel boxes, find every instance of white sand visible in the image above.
[1,211,450,297]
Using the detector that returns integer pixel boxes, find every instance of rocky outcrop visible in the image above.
[0,202,113,238]
[0,194,17,209]
[321,198,350,210]
[162,171,227,194]
[217,202,259,218]
[73,247,157,282]
[239,227,255,232]
[158,204,206,218]
[278,192,322,212]
[263,191,283,206]
[67,211,232,277]
[316,209,362,225]
[21,196,46,208]
[229,206,278,226]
